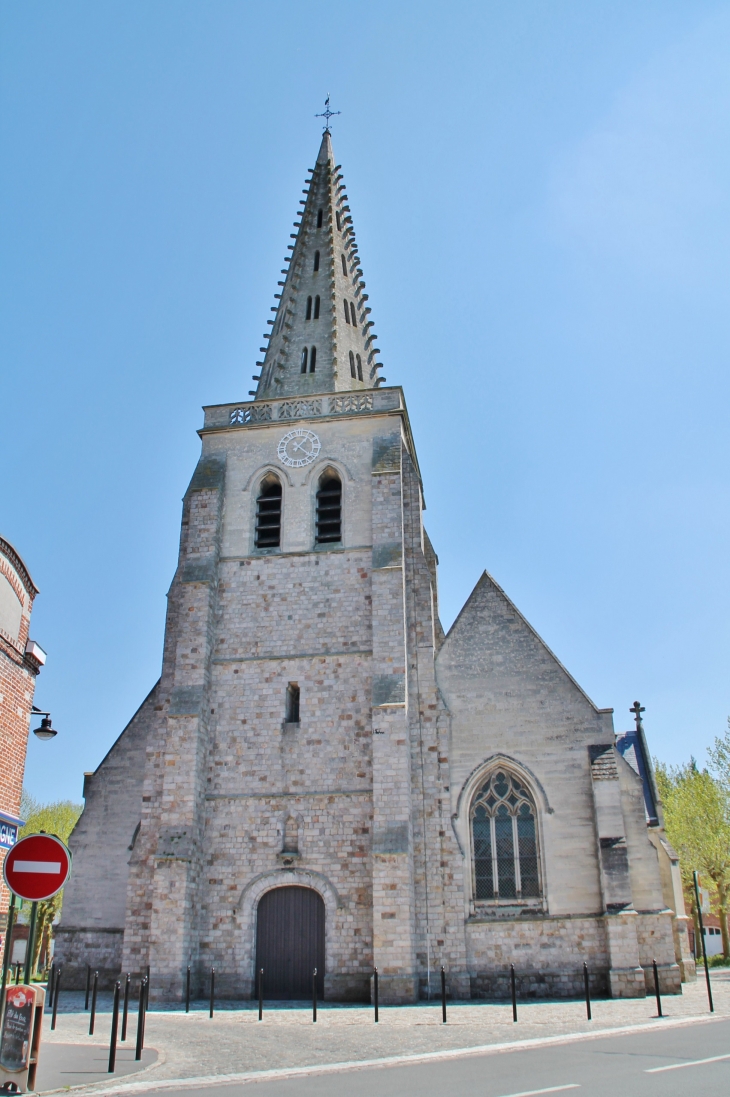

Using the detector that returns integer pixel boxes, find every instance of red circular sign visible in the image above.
[3,833,71,901]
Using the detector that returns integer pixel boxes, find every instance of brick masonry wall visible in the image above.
[0,538,40,928]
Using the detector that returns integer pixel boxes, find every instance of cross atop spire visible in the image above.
[249,129,385,400]
[315,95,341,133]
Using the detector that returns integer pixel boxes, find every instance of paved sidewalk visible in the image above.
[37,970,729,1094]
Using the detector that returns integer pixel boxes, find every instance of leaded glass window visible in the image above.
[470,770,540,902]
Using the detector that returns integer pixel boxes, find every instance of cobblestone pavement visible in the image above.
[40,971,730,1093]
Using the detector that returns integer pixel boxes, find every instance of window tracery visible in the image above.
[471,770,540,902]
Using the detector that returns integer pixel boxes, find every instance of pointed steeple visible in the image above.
[251,132,385,399]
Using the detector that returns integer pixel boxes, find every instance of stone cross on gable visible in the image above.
[630,700,645,732]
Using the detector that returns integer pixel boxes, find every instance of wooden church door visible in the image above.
[255,886,325,999]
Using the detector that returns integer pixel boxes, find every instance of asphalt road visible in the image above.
[130,1017,730,1097]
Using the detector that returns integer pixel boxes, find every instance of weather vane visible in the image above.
[316,95,341,133]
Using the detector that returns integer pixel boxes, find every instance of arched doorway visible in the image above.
[255,886,325,1000]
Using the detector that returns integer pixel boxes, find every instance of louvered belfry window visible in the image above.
[315,474,342,544]
[471,770,540,902]
[255,478,282,548]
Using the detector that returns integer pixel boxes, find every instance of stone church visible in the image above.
[56,130,693,1003]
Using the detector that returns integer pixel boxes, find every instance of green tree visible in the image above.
[17,790,82,975]
[655,760,730,961]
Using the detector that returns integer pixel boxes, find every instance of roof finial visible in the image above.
[315,95,341,133]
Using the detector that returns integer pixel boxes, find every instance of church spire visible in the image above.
[251,131,385,399]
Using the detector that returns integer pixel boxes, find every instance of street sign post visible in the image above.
[1,834,72,1006]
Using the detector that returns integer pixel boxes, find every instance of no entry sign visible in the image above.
[2,833,71,902]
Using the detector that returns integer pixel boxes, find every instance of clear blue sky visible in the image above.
[2,1,729,804]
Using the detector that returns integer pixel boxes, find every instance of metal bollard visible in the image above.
[185,965,190,1013]
[583,962,591,1021]
[440,966,446,1023]
[89,971,99,1035]
[258,968,264,1020]
[312,967,317,1023]
[510,964,517,1022]
[121,973,131,1041]
[373,967,379,1023]
[209,967,215,1019]
[47,963,56,1011]
[653,959,662,1018]
[51,967,61,1031]
[85,964,91,1010]
[135,977,147,1060]
[108,981,120,1073]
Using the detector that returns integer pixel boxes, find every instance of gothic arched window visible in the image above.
[471,770,540,902]
[349,351,356,378]
[306,296,312,320]
[300,347,308,374]
[341,254,348,277]
[314,295,320,319]
[343,299,350,324]
[350,301,357,327]
[317,208,323,228]
[313,251,320,272]
[316,473,342,544]
[356,353,363,381]
[255,476,282,549]
[309,346,317,373]
[336,210,342,231]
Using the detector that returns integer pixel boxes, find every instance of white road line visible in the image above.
[12,860,61,873]
[646,1052,730,1073]
[495,1086,580,1097]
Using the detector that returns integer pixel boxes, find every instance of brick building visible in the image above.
[57,130,694,1002]
[0,536,45,929]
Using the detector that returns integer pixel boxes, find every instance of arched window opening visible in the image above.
[356,354,363,381]
[350,301,357,327]
[336,210,342,231]
[341,254,348,277]
[306,296,312,320]
[300,347,308,374]
[282,815,299,853]
[316,473,342,544]
[349,351,356,378]
[314,295,320,319]
[313,251,320,272]
[285,683,300,724]
[343,299,350,324]
[309,346,317,373]
[255,477,282,549]
[317,208,323,228]
[471,770,540,902]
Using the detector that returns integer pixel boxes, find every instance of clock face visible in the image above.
[277,428,321,468]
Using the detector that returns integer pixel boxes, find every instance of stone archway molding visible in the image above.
[234,868,345,924]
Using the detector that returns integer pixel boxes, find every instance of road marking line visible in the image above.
[12,860,61,873]
[495,1086,580,1097]
[646,1052,730,1073]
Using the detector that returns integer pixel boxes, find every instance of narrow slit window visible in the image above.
[300,347,308,374]
[309,346,317,373]
[255,478,282,549]
[356,354,363,381]
[343,299,350,324]
[313,251,320,272]
[306,296,312,320]
[350,301,357,327]
[285,683,300,723]
[314,295,320,319]
[341,254,348,276]
[317,208,323,228]
[349,351,356,378]
[336,210,342,231]
[316,474,342,544]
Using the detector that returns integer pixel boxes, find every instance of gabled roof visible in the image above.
[441,570,610,714]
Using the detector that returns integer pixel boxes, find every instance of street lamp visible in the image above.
[31,706,58,741]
